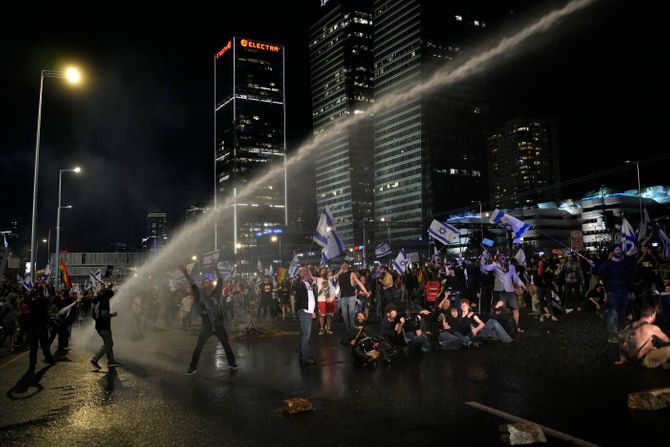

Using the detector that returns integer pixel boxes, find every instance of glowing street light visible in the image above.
[30,66,84,280]
[55,166,82,291]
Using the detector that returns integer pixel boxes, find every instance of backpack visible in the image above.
[618,325,637,361]
[618,323,650,362]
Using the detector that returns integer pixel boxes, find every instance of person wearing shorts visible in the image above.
[317,275,335,335]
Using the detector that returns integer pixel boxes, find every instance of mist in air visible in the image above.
[73,0,596,370]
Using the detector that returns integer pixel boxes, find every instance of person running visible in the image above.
[179,262,238,375]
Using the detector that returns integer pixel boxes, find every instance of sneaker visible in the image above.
[108,362,122,367]
[326,329,333,335]
[228,362,239,370]
[551,316,558,322]
[539,315,545,323]
[565,308,574,314]
[90,359,101,370]
[186,366,197,375]
[318,329,325,336]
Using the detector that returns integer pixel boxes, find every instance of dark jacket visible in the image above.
[93,288,115,331]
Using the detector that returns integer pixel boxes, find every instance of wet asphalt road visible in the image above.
[0,312,668,446]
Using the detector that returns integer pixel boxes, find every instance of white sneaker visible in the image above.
[565,308,574,314]
[551,316,558,322]
[318,329,325,336]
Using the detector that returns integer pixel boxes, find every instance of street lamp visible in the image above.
[625,160,643,246]
[54,167,81,291]
[30,67,83,280]
[380,217,391,244]
[271,235,281,260]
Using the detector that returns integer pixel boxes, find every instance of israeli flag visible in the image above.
[23,273,33,291]
[313,207,335,248]
[490,209,531,243]
[428,219,459,245]
[321,228,345,262]
[621,216,637,256]
[659,229,670,258]
[41,263,52,282]
[393,249,408,274]
[288,254,301,277]
[89,269,104,285]
[637,208,653,246]
[3,234,7,248]
[375,242,391,258]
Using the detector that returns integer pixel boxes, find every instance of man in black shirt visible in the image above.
[180,262,238,375]
[26,281,55,374]
[90,284,119,370]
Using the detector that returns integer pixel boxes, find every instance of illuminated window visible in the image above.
[455,15,463,21]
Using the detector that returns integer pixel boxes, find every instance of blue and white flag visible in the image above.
[637,208,653,246]
[375,242,391,258]
[658,229,670,258]
[621,216,637,256]
[23,273,33,291]
[313,207,335,248]
[288,254,301,277]
[428,219,459,245]
[431,244,441,262]
[491,209,531,243]
[2,234,7,248]
[321,229,345,262]
[41,263,52,283]
[393,249,408,274]
[89,269,104,285]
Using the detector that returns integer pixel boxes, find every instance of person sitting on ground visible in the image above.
[491,299,519,339]
[461,299,513,344]
[585,283,606,316]
[433,295,473,350]
[616,304,670,369]
[349,312,382,365]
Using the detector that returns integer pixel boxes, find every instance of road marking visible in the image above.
[465,401,599,447]
[0,351,28,369]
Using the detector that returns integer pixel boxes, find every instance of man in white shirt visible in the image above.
[295,266,318,366]
[480,250,526,332]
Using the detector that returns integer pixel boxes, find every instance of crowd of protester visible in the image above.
[2,243,669,372]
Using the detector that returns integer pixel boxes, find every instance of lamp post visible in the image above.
[625,160,643,247]
[271,235,281,261]
[30,67,82,281]
[54,167,81,292]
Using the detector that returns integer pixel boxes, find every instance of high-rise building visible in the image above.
[214,37,286,255]
[143,212,168,256]
[373,0,488,241]
[310,0,375,246]
[488,118,560,209]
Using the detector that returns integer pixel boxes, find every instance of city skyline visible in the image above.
[0,0,666,253]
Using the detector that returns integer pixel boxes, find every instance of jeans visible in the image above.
[298,310,314,362]
[438,331,470,350]
[563,282,581,309]
[190,319,235,368]
[339,296,357,331]
[479,319,513,343]
[606,290,627,337]
[92,329,116,364]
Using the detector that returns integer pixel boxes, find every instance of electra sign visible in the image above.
[240,39,280,52]
[215,41,232,59]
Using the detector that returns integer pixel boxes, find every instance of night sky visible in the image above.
[1,0,665,255]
